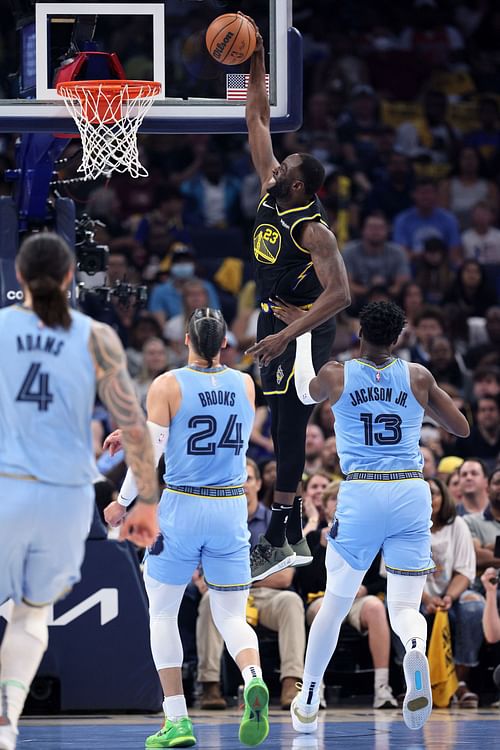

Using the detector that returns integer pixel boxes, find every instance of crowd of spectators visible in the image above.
[3,0,500,709]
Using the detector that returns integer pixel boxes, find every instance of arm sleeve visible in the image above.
[117,422,169,507]
[294,332,321,405]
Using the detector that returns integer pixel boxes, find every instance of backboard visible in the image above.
[0,0,302,134]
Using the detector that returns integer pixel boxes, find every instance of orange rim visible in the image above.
[56,80,161,101]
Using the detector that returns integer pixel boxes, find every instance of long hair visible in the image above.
[427,476,457,529]
[188,308,226,367]
[16,233,74,330]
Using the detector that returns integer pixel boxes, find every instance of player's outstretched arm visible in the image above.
[413,364,470,438]
[104,373,173,526]
[90,322,159,544]
[294,330,343,405]
[244,18,279,190]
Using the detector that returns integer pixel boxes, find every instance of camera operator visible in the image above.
[481,568,500,643]
[79,247,134,345]
[76,219,148,347]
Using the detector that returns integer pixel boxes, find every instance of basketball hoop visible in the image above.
[56,80,161,180]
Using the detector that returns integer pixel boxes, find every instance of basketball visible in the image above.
[206,14,256,66]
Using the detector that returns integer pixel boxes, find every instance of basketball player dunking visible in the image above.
[273,300,470,733]
[243,16,351,582]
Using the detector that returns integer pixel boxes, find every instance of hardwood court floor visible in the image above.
[17,706,500,749]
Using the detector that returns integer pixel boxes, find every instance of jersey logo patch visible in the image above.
[276,364,284,385]
[253,223,282,264]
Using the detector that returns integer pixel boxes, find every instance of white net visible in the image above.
[57,81,161,180]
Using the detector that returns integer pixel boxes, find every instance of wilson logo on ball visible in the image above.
[212,31,234,59]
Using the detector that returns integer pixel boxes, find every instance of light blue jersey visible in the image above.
[147,364,254,590]
[329,357,433,577]
[332,358,424,475]
[0,305,97,485]
[165,365,254,488]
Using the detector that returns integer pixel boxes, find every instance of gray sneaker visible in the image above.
[289,537,313,567]
[250,535,296,582]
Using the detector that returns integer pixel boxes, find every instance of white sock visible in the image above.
[374,667,389,690]
[163,695,188,721]
[0,680,27,727]
[242,665,262,686]
[300,672,322,707]
[0,603,49,728]
[404,636,426,654]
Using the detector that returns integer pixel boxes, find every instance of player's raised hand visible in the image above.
[103,428,123,456]
[237,11,263,52]
[104,499,128,528]
[119,501,159,547]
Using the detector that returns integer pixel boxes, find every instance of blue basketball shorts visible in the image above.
[145,488,251,591]
[0,476,94,605]
[330,478,435,576]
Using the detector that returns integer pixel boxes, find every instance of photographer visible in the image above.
[481,568,500,644]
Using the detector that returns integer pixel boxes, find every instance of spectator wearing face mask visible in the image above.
[148,243,220,329]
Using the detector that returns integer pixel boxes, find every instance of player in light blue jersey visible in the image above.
[0,233,159,750]
[103,308,270,748]
[272,299,469,734]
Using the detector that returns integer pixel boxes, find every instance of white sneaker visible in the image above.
[402,649,432,730]
[373,683,398,709]
[0,720,17,750]
[290,694,319,734]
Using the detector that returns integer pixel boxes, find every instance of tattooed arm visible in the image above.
[89,321,159,545]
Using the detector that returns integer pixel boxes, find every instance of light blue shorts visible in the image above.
[330,477,435,576]
[146,488,251,591]
[0,477,94,605]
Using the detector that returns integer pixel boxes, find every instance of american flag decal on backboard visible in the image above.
[226,73,270,100]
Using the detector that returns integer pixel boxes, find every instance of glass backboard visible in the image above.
[1,0,302,133]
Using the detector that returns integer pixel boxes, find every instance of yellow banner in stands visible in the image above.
[428,608,458,708]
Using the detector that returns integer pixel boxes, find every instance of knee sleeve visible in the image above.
[0,602,49,706]
[144,571,186,670]
[325,544,366,599]
[19,602,49,649]
[209,589,258,661]
[387,572,427,650]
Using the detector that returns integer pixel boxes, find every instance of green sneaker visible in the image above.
[146,717,196,748]
[289,537,313,567]
[239,677,269,746]
[250,535,296,582]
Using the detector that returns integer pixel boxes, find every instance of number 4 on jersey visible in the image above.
[16,363,54,411]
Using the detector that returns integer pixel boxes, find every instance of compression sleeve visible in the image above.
[117,422,168,507]
[294,332,320,405]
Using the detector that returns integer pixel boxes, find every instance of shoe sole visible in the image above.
[290,555,313,567]
[402,650,432,730]
[239,682,269,746]
[251,553,296,582]
[290,696,319,734]
[146,737,196,749]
